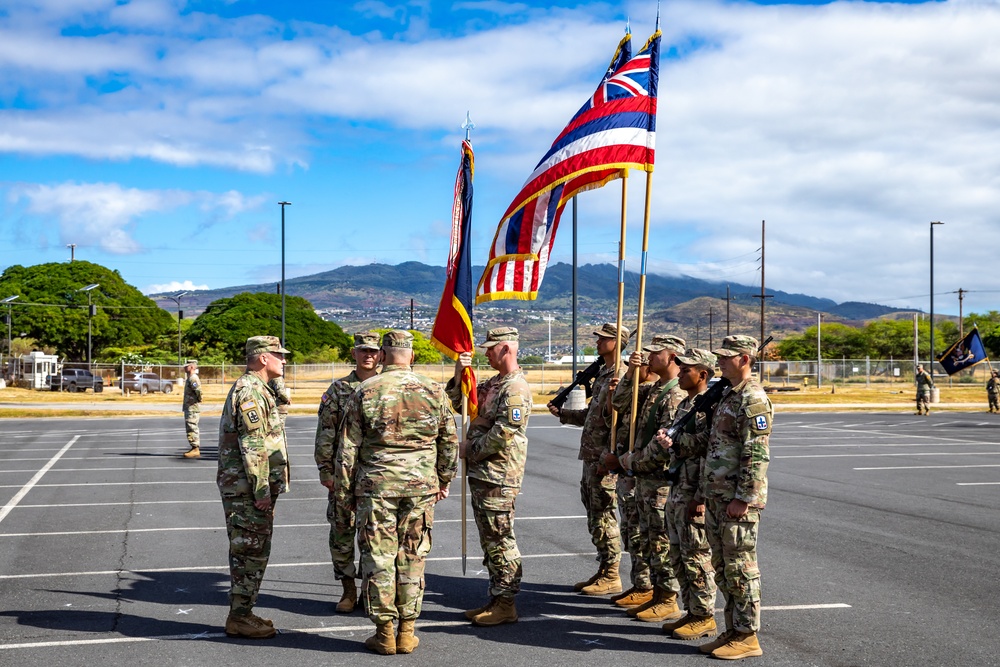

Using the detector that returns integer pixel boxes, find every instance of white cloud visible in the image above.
[145,279,210,294]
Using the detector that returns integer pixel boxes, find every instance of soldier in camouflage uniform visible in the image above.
[915,364,934,415]
[988,371,1000,413]
[335,330,458,656]
[315,330,381,613]
[625,348,718,640]
[548,323,628,596]
[696,335,771,660]
[182,360,202,459]
[447,326,533,626]
[609,334,686,623]
[217,336,291,639]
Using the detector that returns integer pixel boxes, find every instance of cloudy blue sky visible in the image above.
[1,0,998,315]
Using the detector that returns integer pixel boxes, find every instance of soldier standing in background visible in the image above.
[448,326,533,626]
[548,323,628,597]
[697,335,771,660]
[335,330,458,655]
[182,360,202,459]
[315,330,381,613]
[217,336,291,639]
[987,370,999,413]
[915,364,935,415]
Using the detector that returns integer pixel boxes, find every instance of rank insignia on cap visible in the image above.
[754,415,768,430]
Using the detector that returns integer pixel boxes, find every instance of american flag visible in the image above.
[476,29,660,304]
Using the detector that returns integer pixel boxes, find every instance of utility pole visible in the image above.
[544,314,555,361]
[706,306,714,350]
[66,244,76,262]
[167,291,188,365]
[930,221,943,374]
[752,220,772,352]
[410,299,415,330]
[79,284,99,369]
[726,284,732,336]
[278,201,291,348]
[2,295,19,360]
[958,288,966,339]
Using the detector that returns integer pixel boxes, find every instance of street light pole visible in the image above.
[79,284,100,369]
[167,291,188,365]
[930,221,943,375]
[2,295,19,363]
[278,201,291,348]
[543,314,555,361]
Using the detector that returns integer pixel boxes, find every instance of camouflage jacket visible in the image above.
[335,364,458,500]
[703,378,771,508]
[269,377,291,422]
[559,364,619,462]
[217,371,289,501]
[447,368,532,488]
[314,370,369,484]
[182,373,202,409]
[989,378,1000,396]
[610,377,657,456]
[915,370,935,394]
[611,375,685,463]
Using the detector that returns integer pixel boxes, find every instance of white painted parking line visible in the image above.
[0,466,211,474]
[16,497,330,509]
[855,464,1000,471]
[0,436,79,526]
[779,452,1000,459]
[956,482,1000,486]
[0,481,211,489]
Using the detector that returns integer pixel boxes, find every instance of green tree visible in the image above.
[777,322,869,360]
[0,261,174,361]
[185,292,351,363]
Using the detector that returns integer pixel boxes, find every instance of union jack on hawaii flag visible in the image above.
[476,27,661,303]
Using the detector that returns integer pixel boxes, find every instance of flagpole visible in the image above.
[628,171,654,451]
[611,174,629,453]
[461,393,468,575]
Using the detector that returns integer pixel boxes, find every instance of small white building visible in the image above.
[552,355,599,365]
[8,351,61,390]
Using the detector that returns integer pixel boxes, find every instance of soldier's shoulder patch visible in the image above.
[190,380,200,389]
[506,394,526,425]
[239,398,264,432]
[320,392,330,405]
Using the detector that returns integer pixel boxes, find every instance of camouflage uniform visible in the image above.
[446,332,532,599]
[611,392,651,591]
[704,338,772,635]
[558,362,621,566]
[987,374,999,412]
[335,332,458,626]
[315,369,369,580]
[182,362,202,449]
[269,376,290,426]
[217,338,290,617]
[915,368,934,414]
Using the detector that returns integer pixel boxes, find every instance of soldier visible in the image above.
[548,323,628,596]
[915,364,934,415]
[987,370,999,413]
[217,336,291,639]
[335,330,458,655]
[696,335,771,660]
[181,360,202,459]
[608,334,686,623]
[622,348,719,641]
[315,330,381,613]
[448,326,533,626]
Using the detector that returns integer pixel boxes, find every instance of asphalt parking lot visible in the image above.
[0,412,998,666]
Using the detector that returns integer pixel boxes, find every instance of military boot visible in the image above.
[613,587,654,608]
[627,594,658,617]
[661,613,690,633]
[248,612,274,628]
[396,619,419,654]
[336,578,357,613]
[464,598,493,620]
[472,596,518,626]
[710,631,762,660]
[700,629,736,654]
[580,561,622,596]
[365,621,396,655]
[635,589,683,623]
[573,568,601,592]
[225,612,276,639]
[672,614,717,640]
[183,447,200,459]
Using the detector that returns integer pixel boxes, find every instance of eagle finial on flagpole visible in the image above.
[462,111,475,142]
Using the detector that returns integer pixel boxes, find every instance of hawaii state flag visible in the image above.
[937,327,989,376]
[476,28,660,303]
[431,139,478,416]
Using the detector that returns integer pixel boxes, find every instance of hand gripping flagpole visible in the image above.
[460,111,475,576]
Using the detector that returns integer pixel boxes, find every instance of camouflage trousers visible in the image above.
[917,391,932,412]
[326,490,357,579]
[470,479,522,598]
[636,478,679,593]
[580,461,621,565]
[222,494,278,615]
[989,393,999,411]
[183,406,200,448]
[705,499,761,633]
[616,476,651,589]
[357,494,436,624]
[666,496,716,617]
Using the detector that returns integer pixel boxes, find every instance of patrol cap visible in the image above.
[479,326,519,348]
[246,335,290,356]
[353,330,381,350]
[676,348,717,377]
[184,359,198,366]
[382,330,413,349]
[593,322,630,346]
[643,334,686,354]
[712,335,758,358]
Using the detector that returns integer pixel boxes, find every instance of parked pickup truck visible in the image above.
[49,368,105,393]
[119,372,176,395]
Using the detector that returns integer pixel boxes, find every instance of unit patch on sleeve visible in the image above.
[507,395,525,425]
[240,398,263,431]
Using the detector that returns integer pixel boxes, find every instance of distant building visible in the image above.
[552,355,599,365]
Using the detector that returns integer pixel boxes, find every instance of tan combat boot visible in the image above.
[661,613,690,633]
[700,629,736,654]
[364,621,396,655]
[336,578,357,613]
[396,619,419,654]
[471,596,518,626]
[710,631,762,660]
[635,589,683,622]
[573,568,601,592]
[672,614,717,640]
[183,447,200,459]
[613,587,654,608]
[464,598,493,620]
[580,561,622,596]
[225,612,276,639]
